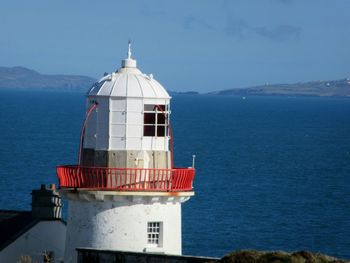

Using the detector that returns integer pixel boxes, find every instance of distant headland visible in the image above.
[0,66,95,91]
[209,79,350,98]
[0,66,349,97]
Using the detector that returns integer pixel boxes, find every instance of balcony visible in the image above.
[56,165,195,192]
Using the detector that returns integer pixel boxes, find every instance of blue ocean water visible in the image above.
[0,89,349,259]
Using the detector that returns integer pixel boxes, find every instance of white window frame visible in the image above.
[143,105,169,137]
[147,221,163,247]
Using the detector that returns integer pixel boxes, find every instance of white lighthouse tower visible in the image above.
[56,43,195,263]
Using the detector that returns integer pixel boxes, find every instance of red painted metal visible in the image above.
[78,102,98,166]
[56,165,195,192]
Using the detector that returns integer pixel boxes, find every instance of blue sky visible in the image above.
[1,0,349,92]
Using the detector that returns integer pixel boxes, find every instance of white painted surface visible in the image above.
[84,49,171,151]
[65,197,182,263]
[0,221,66,263]
[88,72,170,99]
[84,96,170,151]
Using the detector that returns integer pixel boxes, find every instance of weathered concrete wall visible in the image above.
[77,248,219,263]
[81,149,171,169]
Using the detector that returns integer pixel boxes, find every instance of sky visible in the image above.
[1,0,350,92]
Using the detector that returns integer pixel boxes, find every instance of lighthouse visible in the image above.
[56,43,195,263]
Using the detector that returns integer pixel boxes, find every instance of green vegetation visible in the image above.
[208,250,348,263]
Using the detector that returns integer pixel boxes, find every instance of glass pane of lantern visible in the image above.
[157,105,166,111]
[157,125,165,137]
[144,113,155,124]
[144,104,155,111]
[157,113,166,125]
[144,125,155,136]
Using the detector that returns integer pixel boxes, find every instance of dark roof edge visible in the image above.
[0,217,66,251]
[0,219,40,251]
[38,218,67,225]
[0,209,31,213]
[0,210,66,224]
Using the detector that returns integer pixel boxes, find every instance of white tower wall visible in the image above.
[84,96,170,151]
[64,193,189,262]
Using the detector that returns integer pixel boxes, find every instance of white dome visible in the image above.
[88,45,170,99]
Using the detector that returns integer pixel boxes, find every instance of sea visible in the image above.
[0,89,349,259]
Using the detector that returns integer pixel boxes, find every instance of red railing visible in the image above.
[56,165,195,192]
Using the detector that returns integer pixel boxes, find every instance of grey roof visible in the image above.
[0,209,66,251]
[0,210,39,251]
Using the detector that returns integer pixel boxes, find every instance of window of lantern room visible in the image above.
[143,105,168,137]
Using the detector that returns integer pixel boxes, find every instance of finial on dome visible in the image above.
[121,40,137,68]
[127,40,132,59]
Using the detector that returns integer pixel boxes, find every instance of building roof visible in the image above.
[0,210,39,251]
[0,209,66,251]
[88,43,170,99]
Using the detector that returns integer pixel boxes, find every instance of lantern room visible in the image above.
[81,43,172,169]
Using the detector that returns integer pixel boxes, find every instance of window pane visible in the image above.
[144,113,155,124]
[157,113,166,125]
[144,104,155,111]
[157,125,165,137]
[144,104,167,112]
[144,126,155,136]
[157,105,166,111]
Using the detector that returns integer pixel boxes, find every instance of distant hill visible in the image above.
[2,66,350,97]
[0,66,96,91]
[209,79,350,97]
[169,91,199,95]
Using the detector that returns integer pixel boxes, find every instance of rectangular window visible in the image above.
[147,222,162,246]
[143,104,169,137]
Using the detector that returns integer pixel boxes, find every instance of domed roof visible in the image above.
[88,43,170,99]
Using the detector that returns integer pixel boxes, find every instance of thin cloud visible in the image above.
[224,18,301,41]
[253,24,301,40]
[224,18,248,38]
[184,16,215,31]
